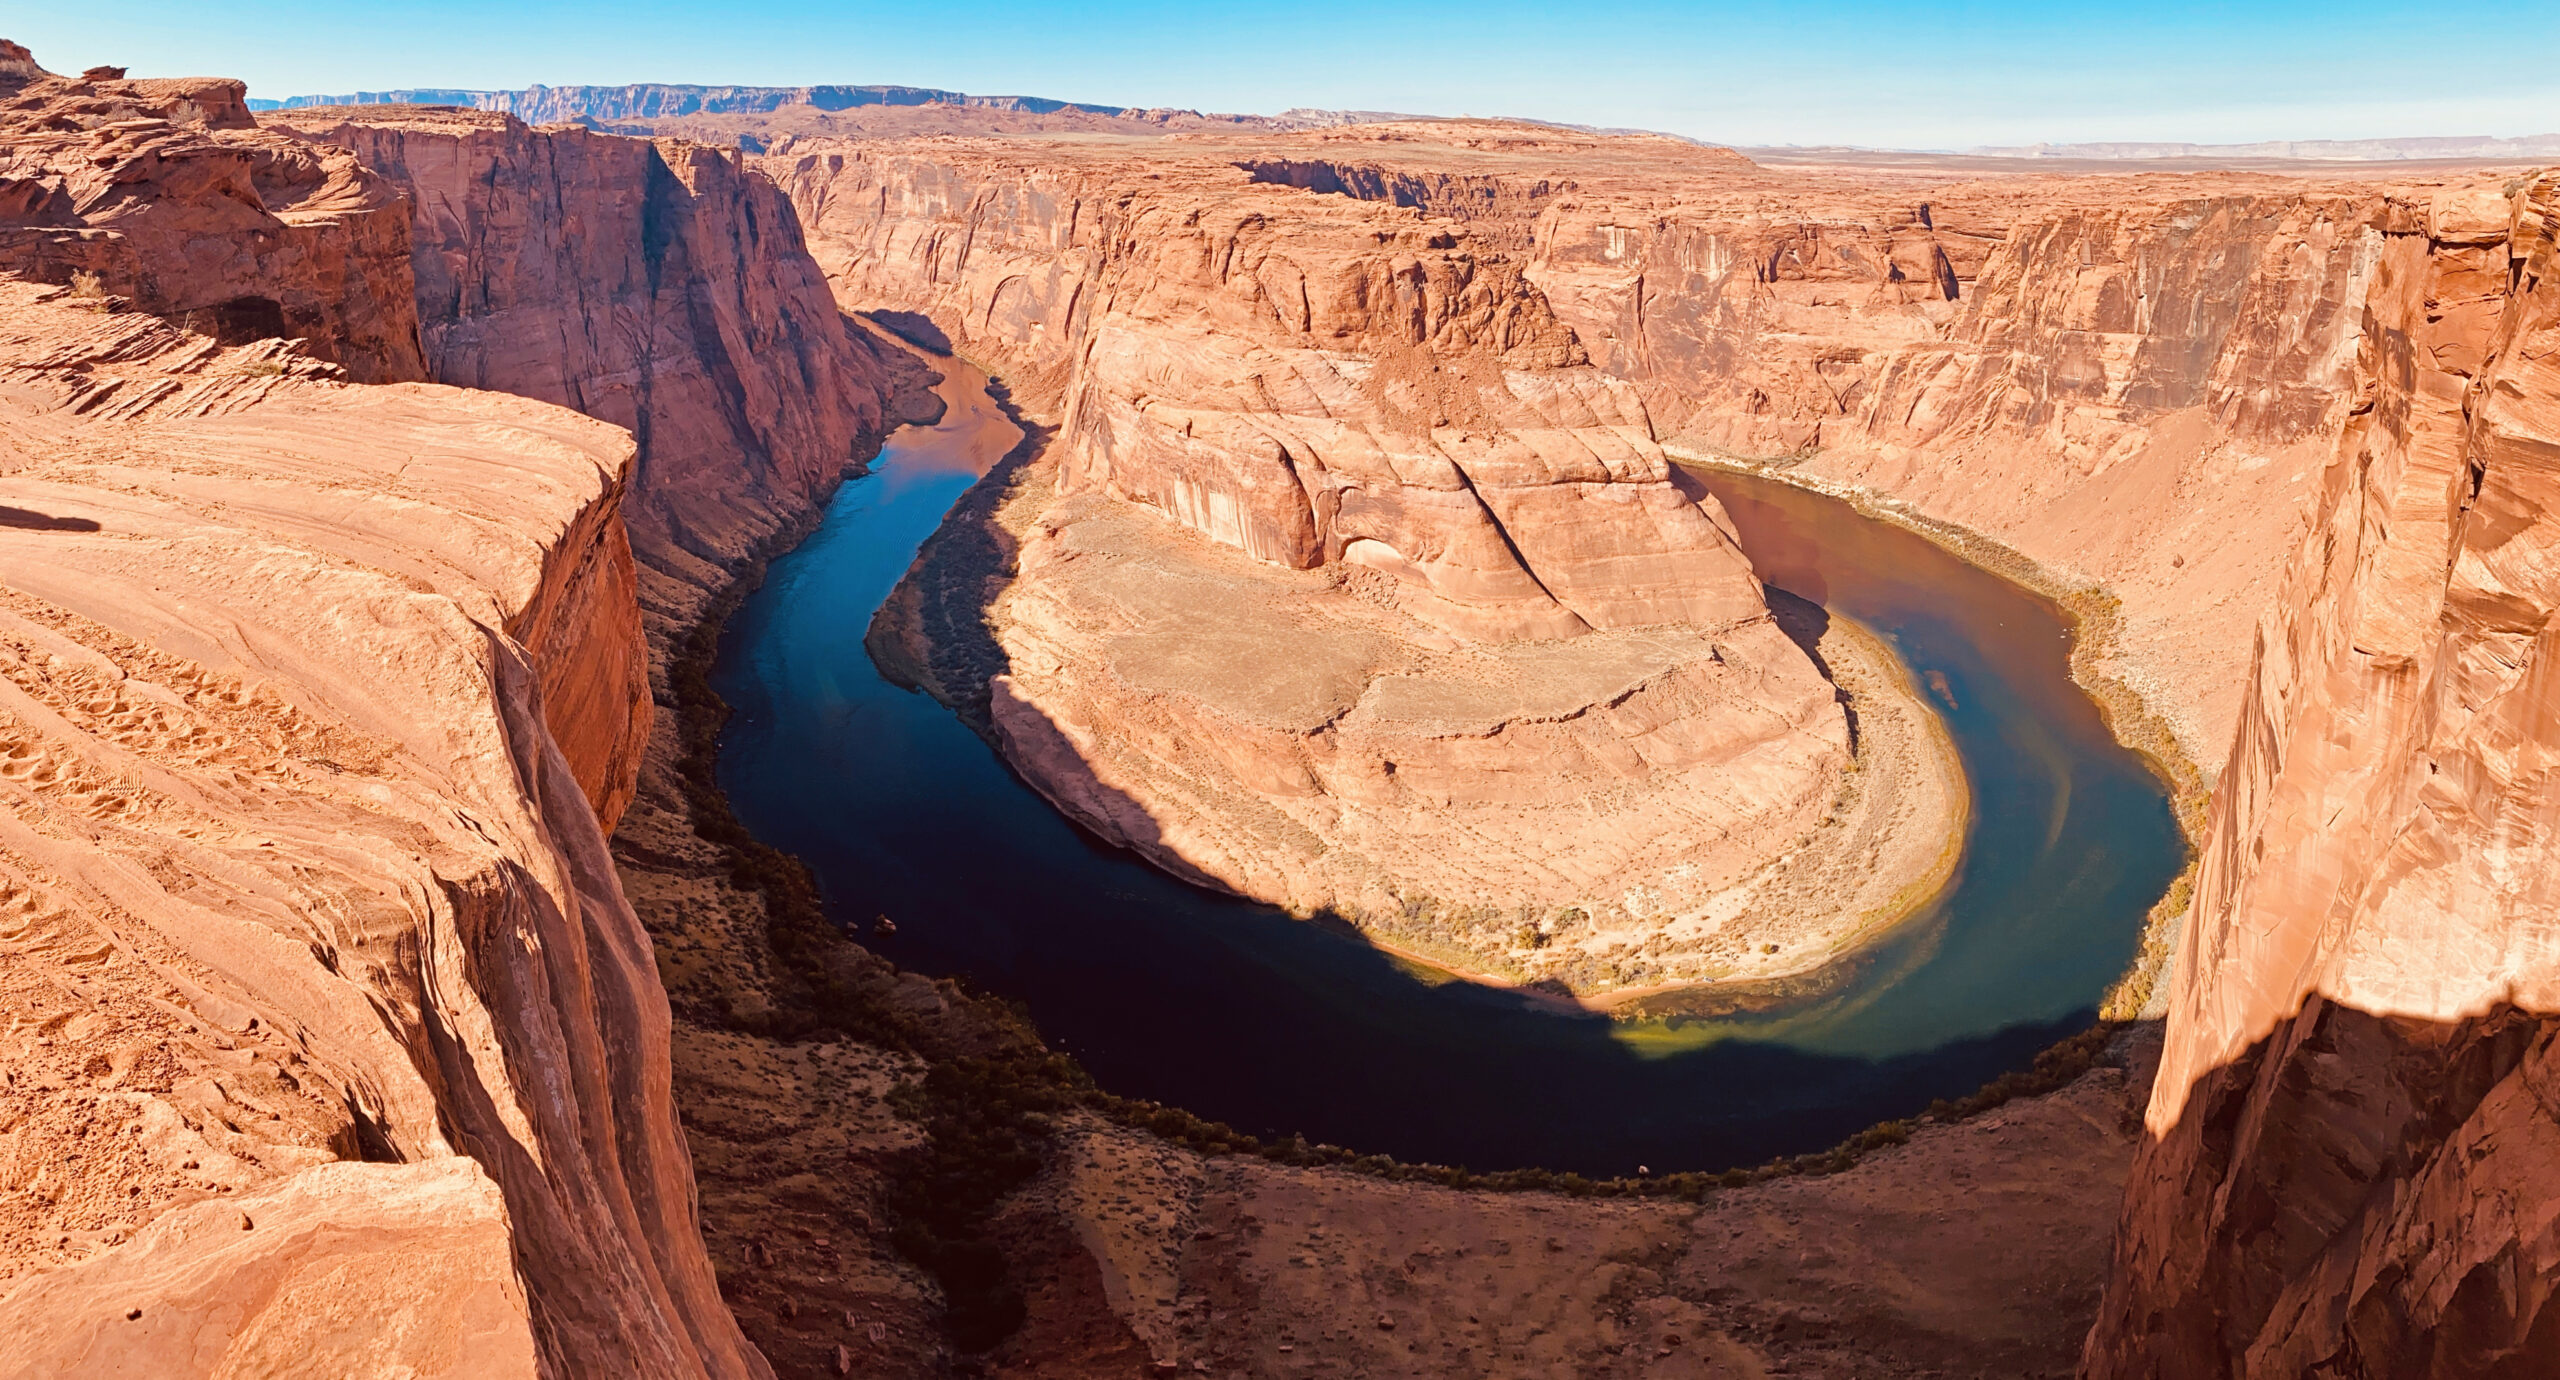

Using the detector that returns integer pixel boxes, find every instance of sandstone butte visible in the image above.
[0,36,2558,1378]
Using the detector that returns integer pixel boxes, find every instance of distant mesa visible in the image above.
[1969,133,2560,161]
[245,79,1429,133]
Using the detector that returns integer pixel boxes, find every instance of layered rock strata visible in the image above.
[0,51,941,1378]
[257,101,946,1374]
[767,135,1949,987]
[765,126,2488,772]
[2084,175,2560,1376]
[0,283,758,1376]
[0,46,424,382]
[261,104,917,597]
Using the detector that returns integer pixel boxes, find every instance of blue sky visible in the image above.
[14,2,2558,149]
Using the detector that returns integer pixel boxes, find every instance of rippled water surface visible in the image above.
[713,375,2185,1174]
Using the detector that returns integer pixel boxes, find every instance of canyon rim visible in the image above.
[0,17,2557,1380]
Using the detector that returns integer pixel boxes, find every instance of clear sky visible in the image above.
[14,2,2558,150]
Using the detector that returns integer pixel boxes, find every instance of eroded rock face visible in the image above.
[0,52,424,382]
[775,126,2476,766]
[761,135,1902,983]
[0,284,758,1377]
[2083,176,2560,1376]
[755,125,2473,991]
[261,105,918,594]
[771,135,1773,642]
[248,102,948,1374]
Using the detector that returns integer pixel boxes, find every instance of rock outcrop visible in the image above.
[768,134,1935,991]
[260,105,918,597]
[0,48,938,1379]
[255,100,944,1375]
[2083,175,2560,1377]
[0,280,756,1375]
[772,124,2473,767]
[0,47,424,382]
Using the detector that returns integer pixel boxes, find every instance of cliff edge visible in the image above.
[2085,175,2560,1377]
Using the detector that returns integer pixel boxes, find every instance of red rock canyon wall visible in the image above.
[0,46,424,382]
[263,105,923,610]
[772,131,2430,757]
[0,284,757,1376]
[0,50,937,1379]
[2083,174,2560,1378]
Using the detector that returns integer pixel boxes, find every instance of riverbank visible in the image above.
[1667,447,2203,1021]
[1347,606,1970,1015]
[673,351,2188,1367]
[869,417,1972,1010]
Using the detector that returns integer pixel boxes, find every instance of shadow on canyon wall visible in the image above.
[719,373,2154,1360]
[865,308,957,357]
[2088,996,2560,1378]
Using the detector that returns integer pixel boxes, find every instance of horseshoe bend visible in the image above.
[0,26,2556,1378]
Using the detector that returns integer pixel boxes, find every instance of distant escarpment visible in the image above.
[2085,174,2560,1378]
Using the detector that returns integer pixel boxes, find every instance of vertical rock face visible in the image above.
[262,106,918,606]
[2085,176,2560,1375]
[770,128,2462,765]
[0,52,425,382]
[0,48,954,1379]
[1522,179,2401,759]
[258,103,946,1374]
[768,136,1771,643]
[0,286,758,1377]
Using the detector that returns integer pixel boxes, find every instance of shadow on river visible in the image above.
[711,366,2186,1177]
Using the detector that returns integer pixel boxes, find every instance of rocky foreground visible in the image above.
[4,39,2560,1378]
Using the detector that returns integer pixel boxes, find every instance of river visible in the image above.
[711,363,2186,1176]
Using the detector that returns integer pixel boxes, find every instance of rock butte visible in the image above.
[0,39,2555,1377]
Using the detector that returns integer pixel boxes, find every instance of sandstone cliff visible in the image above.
[0,49,944,1378]
[261,105,920,607]
[0,281,761,1376]
[0,46,424,382]
[2083,174,2560,1377]
[764,133,1926,992]
[748,125,2473,997]
[255,100,947,1374]
[773,124,2464,768]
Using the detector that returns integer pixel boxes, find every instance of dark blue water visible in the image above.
[712,372,2185,1175]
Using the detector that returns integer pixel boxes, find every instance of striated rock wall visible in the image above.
[261,101,945,1375]
[0,286,759,1377]
[765,135,1890,988]
[767,135,1775,643]
[769,126,2462,770]
[261,105,918,612]
[2084,175,2560,1375]
[1492,167,2401,760]
[0,49,424,382]
[0,54,944,1378]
